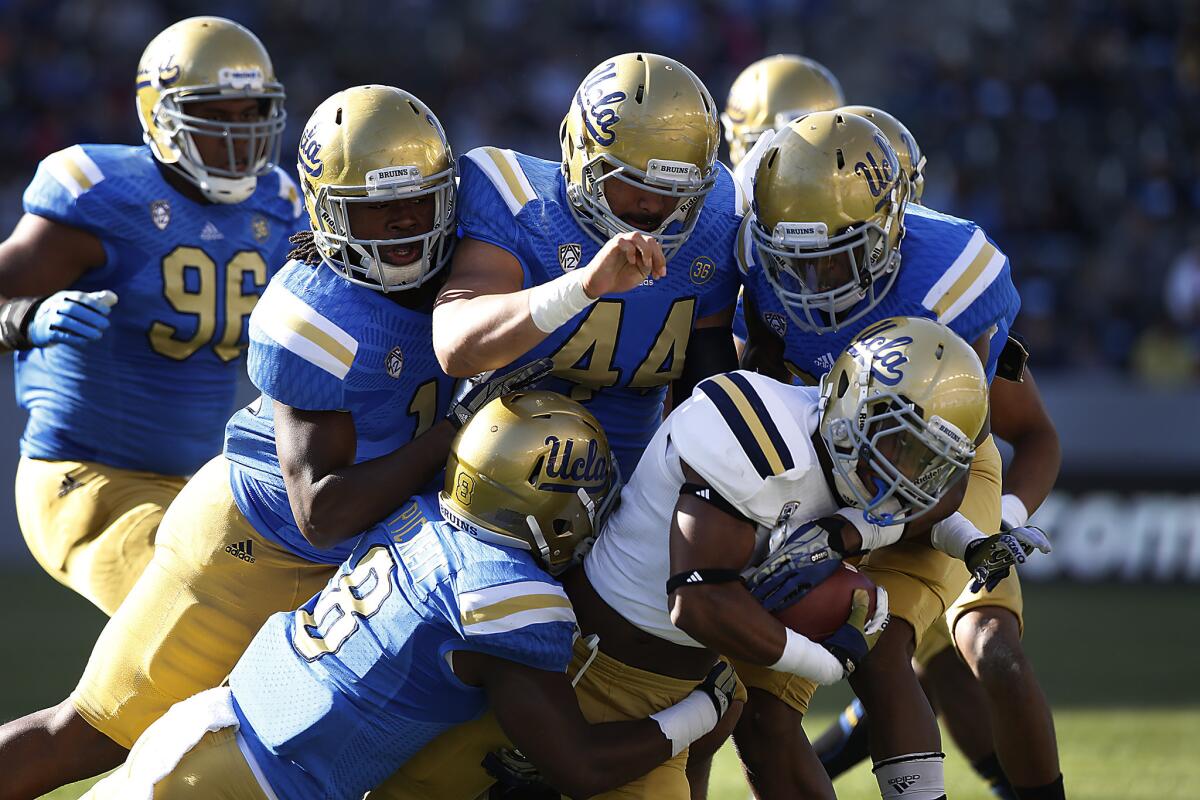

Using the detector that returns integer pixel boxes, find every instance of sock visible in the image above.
[814,698,871,779]
[1014,773,1065,800]
[971,752,1017,799]
[873,751,946,800]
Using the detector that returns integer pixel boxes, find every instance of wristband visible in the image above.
[770,627,844,685]
[650,688,718,756]
[527,269,595,333]
[834,508,904,552]
[0,296,45,350]
[1000,494,1029,530]
[929,511,980,560]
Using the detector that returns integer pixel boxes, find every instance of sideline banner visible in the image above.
[1023,492,1200,582]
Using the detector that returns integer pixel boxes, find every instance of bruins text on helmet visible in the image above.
[298,85,456,293]
[722,54,845,167]
[750,110,910,334]
[839,105,926,204]
[136,16,286,204]
[560,53,721,260]
[819,316,988,526]
[439,391,620,575]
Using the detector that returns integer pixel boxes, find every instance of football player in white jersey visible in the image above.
[371,316,1030,800]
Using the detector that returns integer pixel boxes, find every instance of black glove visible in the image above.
[482,748,561,799]
[742,517,856,614]
[964,532,1025,592]
[693,659,739,719]
[446,358,554,430]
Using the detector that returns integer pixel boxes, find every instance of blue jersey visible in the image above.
[737,204,1021,384]
[229,492,577,800]
[14,144,302,475]
[458,147,743,472]
[224,259,455,564]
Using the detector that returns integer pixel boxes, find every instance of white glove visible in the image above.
[864,585,890,637]
[1008,524,1052,556]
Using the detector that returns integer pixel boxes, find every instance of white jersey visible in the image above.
[585,371,840,646]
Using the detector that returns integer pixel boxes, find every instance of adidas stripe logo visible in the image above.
[225,539,256,563]
[201,221,225,241]
[888,774,921,793]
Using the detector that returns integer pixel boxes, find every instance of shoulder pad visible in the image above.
[250,275,359,382]
[37,145,106,200]
[919,225,1010,326]
[670,371,812,526]
[462,146,539,215]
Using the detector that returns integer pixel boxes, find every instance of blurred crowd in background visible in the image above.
[1,0,1197,382]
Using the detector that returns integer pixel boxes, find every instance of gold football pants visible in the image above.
[72,456,334,748]
[16,456,187,616]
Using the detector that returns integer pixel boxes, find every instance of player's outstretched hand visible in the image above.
[28,290,118,347]
[693,659,739,720]
[446,357,554,430]
[964,532,1025,592]
[822,588,873,679]
[581,231,667,297]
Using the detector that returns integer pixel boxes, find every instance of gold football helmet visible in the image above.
[298,85,456,293]
[819,317,988,526]
[722,55,845,167]
[839,105,926,203]
[751,110,909,334]
[560,53,720,260]
[136,17,285,204]
[440,391,619,575]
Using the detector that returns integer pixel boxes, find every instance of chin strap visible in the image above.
[525,515,552,566]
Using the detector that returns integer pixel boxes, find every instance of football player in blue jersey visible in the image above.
[729,111,1060,800]
[800,108,1066,800]
[0,16,299,617]
[81,392,738,800]
[0,85,549,800]
[430,52,745,474]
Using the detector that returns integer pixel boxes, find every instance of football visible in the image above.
[772,562,877,641]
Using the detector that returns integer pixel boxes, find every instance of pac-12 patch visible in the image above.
[386,346,404,378]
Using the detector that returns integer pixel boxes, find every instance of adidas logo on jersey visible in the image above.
[225,539,256,563]
[201,221,225,241]
[815,352,836,372]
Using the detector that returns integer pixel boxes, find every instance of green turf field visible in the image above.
[3,574,1196,799]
